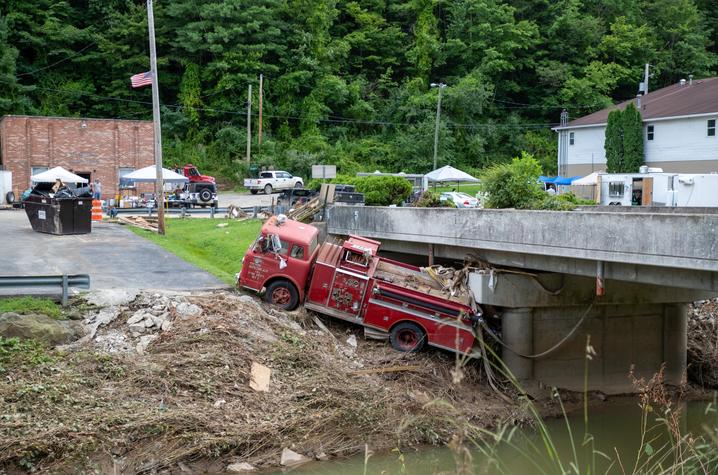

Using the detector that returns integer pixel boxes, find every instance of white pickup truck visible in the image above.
[243,171,304,195]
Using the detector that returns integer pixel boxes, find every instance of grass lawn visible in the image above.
[0,296,62,319]
[433,184,482,195]
[129,218,262,284]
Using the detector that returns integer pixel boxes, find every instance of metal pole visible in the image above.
[246,84,252,164]
[147,0,165,235]
[643,63,650,95]
[258,74,263,149]
[432,86,443,170]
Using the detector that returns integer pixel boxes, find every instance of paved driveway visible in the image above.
[0,209,225,292]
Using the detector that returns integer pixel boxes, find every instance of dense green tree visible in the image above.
[622,102,644,171]
[1,0,715,183]
[604,109,623,172]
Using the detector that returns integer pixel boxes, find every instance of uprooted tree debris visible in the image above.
[688,299,718,388]
[0,289,525,474]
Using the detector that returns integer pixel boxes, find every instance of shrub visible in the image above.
[480,152,543,209]
[413,190,455,208]
[535,192,595,210]
[306,174,412,206]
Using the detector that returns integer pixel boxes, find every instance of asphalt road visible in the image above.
[0,209,225,293]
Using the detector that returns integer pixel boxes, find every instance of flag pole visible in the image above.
[147,0,165,235]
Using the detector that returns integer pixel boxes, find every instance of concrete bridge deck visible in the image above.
[326,206,718,291]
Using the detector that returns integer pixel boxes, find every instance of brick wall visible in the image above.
[0,115,155,199]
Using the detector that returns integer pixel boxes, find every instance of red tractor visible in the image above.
[238,216,480,355]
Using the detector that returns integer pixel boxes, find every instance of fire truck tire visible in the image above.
[265,280,299,310]
[389,322,426,352]
[250,189,259,195]
[264,184,273,195]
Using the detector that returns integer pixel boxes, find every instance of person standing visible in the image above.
[93,179,102,200]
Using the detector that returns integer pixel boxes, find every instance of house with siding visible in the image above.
[553,77,718,177]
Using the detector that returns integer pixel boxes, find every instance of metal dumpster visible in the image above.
[23,183,92,235]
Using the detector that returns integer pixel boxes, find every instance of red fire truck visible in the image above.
[238,216,480,355]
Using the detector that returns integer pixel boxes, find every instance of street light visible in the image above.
[430,82,447,170]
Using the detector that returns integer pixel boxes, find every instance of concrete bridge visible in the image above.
[326,206,718,393]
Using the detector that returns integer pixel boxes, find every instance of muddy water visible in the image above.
[268,398,718,474]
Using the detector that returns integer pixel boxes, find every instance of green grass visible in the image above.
[433,184,482,195]
[0,296,61,319]
[128,218,262,284]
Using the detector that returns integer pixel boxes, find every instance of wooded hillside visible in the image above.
[1,0,716,182]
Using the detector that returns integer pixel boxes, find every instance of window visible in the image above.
[119,167,136,189]
[608,182,625,197]
[647,125,654,141]
[290,245,305,260]
[260,171,273,179]
[30,166,49,185]
[709,119,716,137]
[569,132,575,145]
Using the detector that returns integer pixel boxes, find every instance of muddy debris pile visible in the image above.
[0,289,517,474]
[688,299,718,388]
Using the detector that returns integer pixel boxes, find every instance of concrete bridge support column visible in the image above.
[664,303,688,386]
[501,308,534,382]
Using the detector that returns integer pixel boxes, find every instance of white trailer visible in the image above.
[599,171,718,207]
[0,171,12,205]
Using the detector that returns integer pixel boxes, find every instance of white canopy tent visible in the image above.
[31,166,88,184]
[571,171,602,186]
[424,165,479,191]
[122,166,189,183]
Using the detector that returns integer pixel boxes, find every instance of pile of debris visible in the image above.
[688,299,718,388]
[0,289,521,474]
[117,215,158,231]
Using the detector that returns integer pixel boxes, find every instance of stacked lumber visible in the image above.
[288,196,322,222]
[118,215,158,232]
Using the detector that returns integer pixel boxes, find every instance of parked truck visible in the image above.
[174,164,218,208]
[238,216,480,355]
[243,170,304,195]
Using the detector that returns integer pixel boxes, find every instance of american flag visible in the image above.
[130,71,153,88]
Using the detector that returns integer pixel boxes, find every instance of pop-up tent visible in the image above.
[122,166,189,183]
[553,176,581,186]
[425,165,479,190]
[31,166,88,184]
[571,171,602,186]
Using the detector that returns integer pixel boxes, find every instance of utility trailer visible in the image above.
[238,216,480,355]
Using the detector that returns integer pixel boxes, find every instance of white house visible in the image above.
[553,76,718,177]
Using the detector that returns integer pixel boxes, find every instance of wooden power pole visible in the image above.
[246,84,252,164]
[147,0,165,235]
[258,74,263,150]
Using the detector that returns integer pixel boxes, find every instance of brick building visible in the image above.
[0,115,155,199]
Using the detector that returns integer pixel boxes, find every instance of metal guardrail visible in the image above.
[0,274,91,306]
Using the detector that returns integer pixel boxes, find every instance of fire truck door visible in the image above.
[329,271,367,316]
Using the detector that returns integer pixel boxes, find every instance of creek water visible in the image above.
[268,398,718,474]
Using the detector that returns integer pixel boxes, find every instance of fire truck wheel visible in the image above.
[390,322,426,352]
[264,184,273,195]
[250,189,259,195]
[265,280,299,310]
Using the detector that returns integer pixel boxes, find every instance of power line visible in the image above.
[17,43,97,77]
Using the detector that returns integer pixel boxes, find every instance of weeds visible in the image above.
[0,296,61,319]
[0,337,52,372]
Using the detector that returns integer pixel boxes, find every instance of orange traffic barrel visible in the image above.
[91,200,103,221]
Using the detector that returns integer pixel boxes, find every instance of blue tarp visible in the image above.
[552,176,581,185]
[539,176,556,183]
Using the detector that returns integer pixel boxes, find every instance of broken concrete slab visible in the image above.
[226,462,256,473]
[85,289,140,307]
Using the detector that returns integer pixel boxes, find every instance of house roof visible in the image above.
[560,76,718,129]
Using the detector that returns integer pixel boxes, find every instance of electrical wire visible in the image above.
[16,43,96,77]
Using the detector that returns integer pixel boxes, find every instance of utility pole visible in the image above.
[258,74,263,151]
[246,84,252,164]
[147,0,165,235]
[430,82,446,170]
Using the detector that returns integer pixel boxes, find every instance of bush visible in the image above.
[306,174,412,206]
[535,192,595,210]
[413,190,455,208]
[480,152,543,209]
